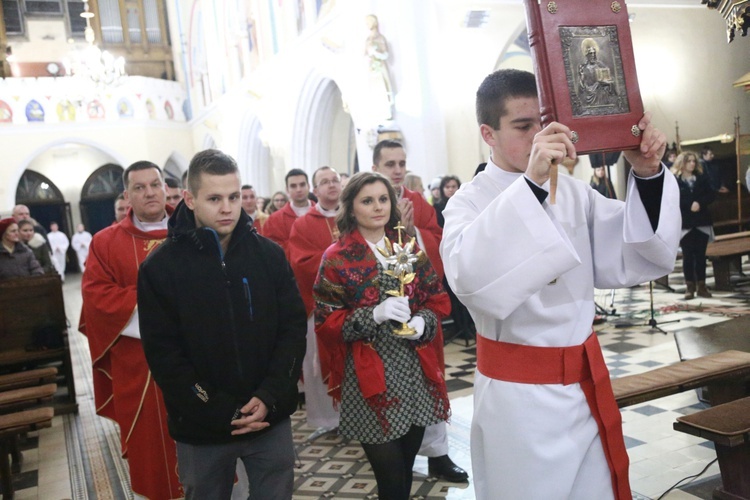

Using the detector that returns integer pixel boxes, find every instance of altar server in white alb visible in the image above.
[440,69,681,500]
[71,224,92,272]
[47,222,69,281]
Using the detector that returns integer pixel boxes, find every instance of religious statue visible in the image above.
[364,14,393,120]
[577,38,616,107]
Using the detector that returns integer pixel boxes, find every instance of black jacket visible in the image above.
[676,173,715,229]
[138,202,306,445]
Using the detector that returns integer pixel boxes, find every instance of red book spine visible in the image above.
[523,0,555,127]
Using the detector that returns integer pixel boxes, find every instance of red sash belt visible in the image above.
[476,334,631,500]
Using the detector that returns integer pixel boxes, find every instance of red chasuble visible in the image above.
[288,208,339,316]
[263,201,314,256]
[79,208,182,500]
[402,187,447,369]
[402,187,444,280]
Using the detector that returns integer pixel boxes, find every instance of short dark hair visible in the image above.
[701,146,713,158]
[123,161,162,188]
[17,219,34,230]
[115,193,125,201]
[476,69,538,129]
[336,172,401,236]
[372,139,404,165]
[312,166,337,188]
[187,149,239,194]
[285,168,309,187]
[241,184,253,191]
[164,177,181,189]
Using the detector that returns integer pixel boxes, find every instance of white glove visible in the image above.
[373,296,411,324]
[402,316,425,340]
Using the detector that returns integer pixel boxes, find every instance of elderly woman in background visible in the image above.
[17,219,55,273]
[0,218,43,280]
[671,151,715,299]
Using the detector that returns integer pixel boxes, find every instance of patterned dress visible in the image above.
[314,229,450,444]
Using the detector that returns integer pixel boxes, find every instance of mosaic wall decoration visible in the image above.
[26,99,45,122]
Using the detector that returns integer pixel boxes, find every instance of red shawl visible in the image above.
[313,228,451,433]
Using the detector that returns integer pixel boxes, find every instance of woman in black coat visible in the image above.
[671,151,715,299]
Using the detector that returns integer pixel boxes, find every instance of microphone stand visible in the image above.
[645,280,680,335]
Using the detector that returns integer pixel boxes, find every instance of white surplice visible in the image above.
[71,230,92,271]
[47,230,69,279]
[440,160,681,500]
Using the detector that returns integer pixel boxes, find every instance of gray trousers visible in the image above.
[176,419,295,500]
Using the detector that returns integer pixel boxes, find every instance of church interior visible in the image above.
[1,0,750,498]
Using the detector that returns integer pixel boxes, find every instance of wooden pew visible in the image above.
[0,407,54,499]
[706,233,750,291]
[674,396,750,500]
[0,275,77,414]
[0,367,57,393]
[612,350,750,408]
[610,350,750,499]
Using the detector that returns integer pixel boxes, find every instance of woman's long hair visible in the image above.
[266,191,288,214]
[671,151,702,178]
[336,172,402,236]
[439,175,461,200]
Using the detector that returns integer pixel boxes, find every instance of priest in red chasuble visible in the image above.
[80,161,181,500]
[371,140,468,483]
[263,168,314,255]
[289,166,343,432]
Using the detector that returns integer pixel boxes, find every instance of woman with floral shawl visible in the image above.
[314,172,450,500]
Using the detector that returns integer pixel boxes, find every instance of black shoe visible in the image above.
[428,455,469,483]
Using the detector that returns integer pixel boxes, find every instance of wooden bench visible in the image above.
[0,407,54,499]
[0,384,57,415]
[0,367,57,393]
[0,275,77,414]
[706,233,750,291]
[612,350,750,408]
[674,396,750,500]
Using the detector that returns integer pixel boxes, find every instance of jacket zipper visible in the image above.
[206,228,245,380]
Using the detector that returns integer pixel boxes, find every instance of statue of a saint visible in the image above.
[364,14,393,120]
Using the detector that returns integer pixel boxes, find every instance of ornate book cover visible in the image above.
[523,0,644,154]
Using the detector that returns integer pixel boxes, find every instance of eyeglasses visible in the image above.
[316,178,341,188]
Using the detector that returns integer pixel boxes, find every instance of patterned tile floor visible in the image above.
[9,263,750,499]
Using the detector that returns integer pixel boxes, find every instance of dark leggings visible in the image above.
[681,228,709,281]
[361,425,425,500]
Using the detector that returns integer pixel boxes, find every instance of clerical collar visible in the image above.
[133,213,169,232]
[315,204,338,218]
[291,201,312,218]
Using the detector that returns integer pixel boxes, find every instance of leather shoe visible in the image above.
[428,455,469,482]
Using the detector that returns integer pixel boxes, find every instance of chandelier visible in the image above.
[62,0,126,87]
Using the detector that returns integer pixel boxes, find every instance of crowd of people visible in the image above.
[0,205,93,281]
[3,67,726,500]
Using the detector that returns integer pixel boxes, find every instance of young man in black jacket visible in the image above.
[138,149,307,499]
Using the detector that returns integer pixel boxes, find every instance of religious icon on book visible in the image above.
[523,0,644,154]
[376,221,421,336]
[561,28,630,118]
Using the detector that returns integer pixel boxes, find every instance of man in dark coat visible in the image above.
[138,149,307,499]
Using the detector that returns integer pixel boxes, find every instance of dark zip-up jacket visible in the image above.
[676,172,715,229]
[138,202,306,445]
